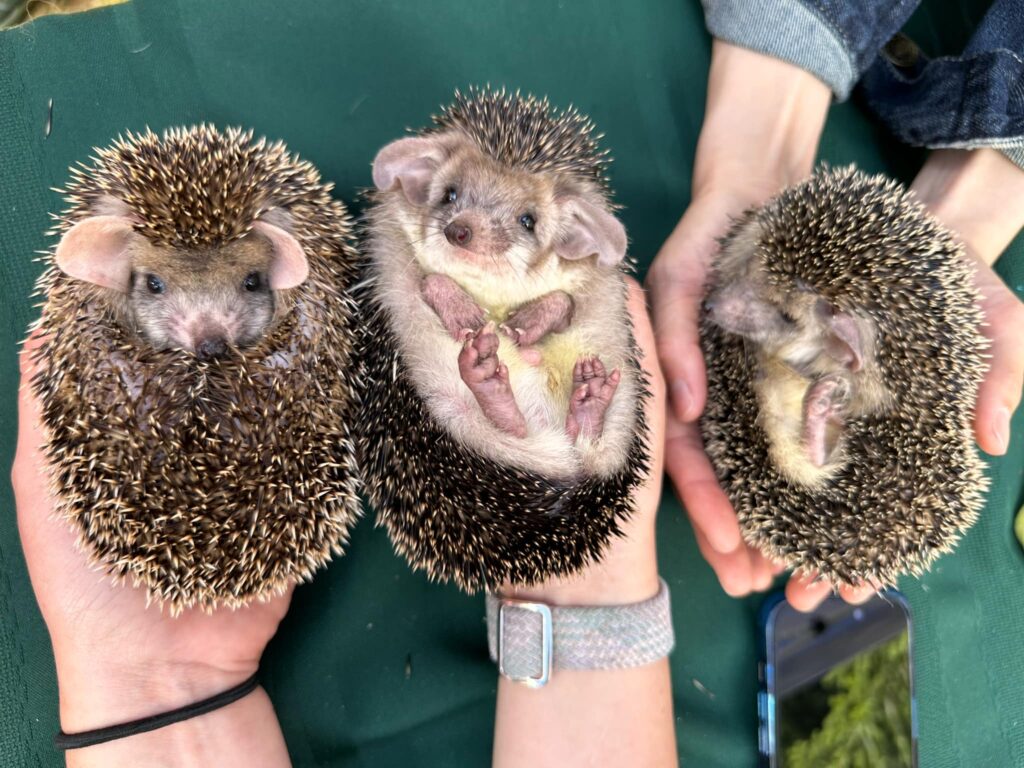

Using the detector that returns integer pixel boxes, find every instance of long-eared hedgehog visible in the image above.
[701,165,989,587]
[31,125,362,613]
[356,87,650,592]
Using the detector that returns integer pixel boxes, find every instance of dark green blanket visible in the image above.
[1,1,1021,765]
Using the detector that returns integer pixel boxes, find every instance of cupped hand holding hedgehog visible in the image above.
[28,126,363,614]
[647,42,1024,611]
[13,335,292,766]
[358,88,651,591]
[492,279,676,768]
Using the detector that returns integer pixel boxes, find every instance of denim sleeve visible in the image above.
[858,0,1024,169]
[701,0,920,100]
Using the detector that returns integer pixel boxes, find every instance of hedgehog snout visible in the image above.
[444,221,472,247]
[441,211,511,260]
[196,336,228,360]
[180,313,234,359]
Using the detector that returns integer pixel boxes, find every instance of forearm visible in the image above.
[494,660,673,768]
[911,148,1024,266]
[694,41,831,204]
[492,519,676,768]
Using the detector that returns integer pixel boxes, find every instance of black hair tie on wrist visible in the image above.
[54,672,260,751]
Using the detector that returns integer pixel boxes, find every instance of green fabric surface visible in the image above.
[0,1,1021,766]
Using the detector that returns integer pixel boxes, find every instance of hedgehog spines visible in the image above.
[428,85,612,193]
[357,88,647,590]
[35,125,362,613]
[701,165,989,587]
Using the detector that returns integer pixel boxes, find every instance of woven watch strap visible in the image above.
[486,579,674,684]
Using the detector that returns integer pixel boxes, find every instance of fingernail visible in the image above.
[672,380,694,420]
[992,407,1010,454]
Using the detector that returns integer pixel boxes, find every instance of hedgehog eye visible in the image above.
[519,213,536,232]
[442,187,458,205]
[243,272,262,292]
[778,308,798,326]
[146,275,165,295]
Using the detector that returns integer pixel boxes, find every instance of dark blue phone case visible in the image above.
[757,589,918,767]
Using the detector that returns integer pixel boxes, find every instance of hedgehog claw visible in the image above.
[566,355,619,441]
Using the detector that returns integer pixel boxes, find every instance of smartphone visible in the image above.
[758,590,917,767]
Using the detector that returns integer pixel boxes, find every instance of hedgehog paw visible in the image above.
[502,290,574,347]
[566,356,621,441]
[458,323,527,437]
[802,372,851,467]
[422,273,486,340]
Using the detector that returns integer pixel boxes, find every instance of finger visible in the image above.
[785,573,833,613]
[475,330,499,358]
[838,582,877,605]
[749,550,776,592]
[645,197,733,423]
[458,343,479,368]
[603,369,621,397]
[664,412,743,553]
[693,529,753,597]
[972,273,1024,455]
[14,332,48,466]
[625,277,667,436]
[646,260,707,422]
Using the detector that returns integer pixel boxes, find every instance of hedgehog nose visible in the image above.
[444,222,473,247]
[196,337,227,360]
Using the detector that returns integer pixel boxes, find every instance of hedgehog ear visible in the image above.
[254,221,309,290]
[816,300,864,372]
[555,197,627,267]
[372,137,443,206]
[54,215,137,292]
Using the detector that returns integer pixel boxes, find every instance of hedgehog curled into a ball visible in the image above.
[357,88,650,591]
[701,166,989,588]
[31,125,361,613]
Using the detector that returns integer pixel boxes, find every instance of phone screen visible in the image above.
[762,593,915,767]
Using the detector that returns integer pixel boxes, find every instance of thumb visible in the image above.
[645,195,736,422]
[973,270,1024,455]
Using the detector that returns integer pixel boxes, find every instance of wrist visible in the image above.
[694,41,830,202]
[55,651,256,734]
[54,653,278,768]
[911,148,1024,265]
[60,687,283,768]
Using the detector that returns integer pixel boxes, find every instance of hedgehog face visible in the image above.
[428,145,554,276]
[54,206,310,359]
[707,215,891,480]
[127,234,277,358]
[706,217,870,378]
[372,132,627,300]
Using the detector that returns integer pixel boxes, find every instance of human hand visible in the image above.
[499,277,664,607]
[910,148,1024,456]
[646,41,879,611]
[493,277,677,768]
[12,335,292,766]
